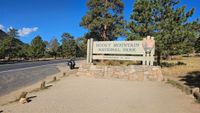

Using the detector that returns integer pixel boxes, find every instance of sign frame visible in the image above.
[87,36,155,65]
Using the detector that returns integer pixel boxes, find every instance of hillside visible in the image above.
[0,30,8,41]
[0,30,24,45]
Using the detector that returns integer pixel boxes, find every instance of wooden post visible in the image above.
[142,52,146,65]
[147,53,151,65]
[87,39,90,63]
[150,37,155,66]
[150,47,155,65]
[89,38,94,63]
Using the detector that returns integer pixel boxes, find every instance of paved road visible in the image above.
[0,59,68,73]
[0,59,69,96]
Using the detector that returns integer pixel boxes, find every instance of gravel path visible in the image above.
[0,65,60,96]
[1,76,200,113]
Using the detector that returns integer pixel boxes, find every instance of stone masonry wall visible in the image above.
[76,62,163,81]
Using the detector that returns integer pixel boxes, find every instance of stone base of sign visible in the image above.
[76,62,163,81]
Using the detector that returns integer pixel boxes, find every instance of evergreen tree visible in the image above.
[75,37,87,57]
[49,37,60,59]
[7,28,19,38]
[194,21,200,53]
[18,44,32,60]
[127,0,198,64]
[31,36,46,59]
[0,30,7,58]
[127,0,155,40]
[80,0,125,41]
[154,0,197,63]
[1,36,22,60]
[61,33,77,58]
[195,36,200,53]
[2,28,23,60]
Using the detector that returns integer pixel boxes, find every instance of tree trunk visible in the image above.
[8,41,12,61]
[54,54,57,59]
[157,50,161,66]
[103,25,107,41]
[103,0,108,41]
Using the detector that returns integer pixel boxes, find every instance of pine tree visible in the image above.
[195,36,200,53]
[31,36,46,59]
[127,0,155,40]
[7,28,19,38]
[75,37,87,57]
[127,0,198,64]
[49,37,59,59]
[18,44,32,60]
[1,36,22,60]
[61,33,77,58]
[80,0,125,41]
[154,0,196,63]
[193,20,200,53]
[2,28,23,60]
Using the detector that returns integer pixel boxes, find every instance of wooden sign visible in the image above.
[87,36,155,65]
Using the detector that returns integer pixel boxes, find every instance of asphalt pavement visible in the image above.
[0,59,68,73]
[0,59,69,96]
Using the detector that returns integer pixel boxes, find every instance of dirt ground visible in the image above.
[1,76,200,113]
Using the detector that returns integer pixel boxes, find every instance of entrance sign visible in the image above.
[87,36,155,65]
[93,41,144,54]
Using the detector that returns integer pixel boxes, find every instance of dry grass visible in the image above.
[161,56,200,77]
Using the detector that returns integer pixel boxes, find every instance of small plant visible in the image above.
[161,62,175,67]
[176,61,186,66]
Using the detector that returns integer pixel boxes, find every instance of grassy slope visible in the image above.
[161,56,200,88]
[161,57,200,77]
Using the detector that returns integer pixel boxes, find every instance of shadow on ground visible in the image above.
[160,61,186,67]
[74,67,79,69]
[179,71,200,88]
[27,96,37,103]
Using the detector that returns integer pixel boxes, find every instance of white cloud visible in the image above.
[0,24,5,31]
[0,25,38,37]
[18,27,38,37]
[7,26,13,32]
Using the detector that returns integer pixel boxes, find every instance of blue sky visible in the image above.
[0,0,199,44]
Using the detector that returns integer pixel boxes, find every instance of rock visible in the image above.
[138,74,144,81]
[193,91,200,101]
[19,98,28,104]
[163,77,168,82]
[144,71,150,75]
[192,87,200,94]
[152,66,160,71]
[183,86,192,95]
[128,75,135,81]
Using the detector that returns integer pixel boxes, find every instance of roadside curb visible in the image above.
[165,77,200,102]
